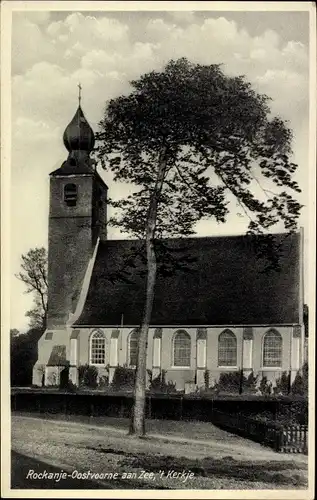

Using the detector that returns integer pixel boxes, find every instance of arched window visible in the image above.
[173,330,191,367]
[128,329,139,367]
[90,330,105,365]
[64,183,77,207]
[263,329,282,367]
[218,330,237,366]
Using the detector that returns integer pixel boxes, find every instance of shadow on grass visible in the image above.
[11,450,170,490]
[85,446,307,488]
[11,451,105,489]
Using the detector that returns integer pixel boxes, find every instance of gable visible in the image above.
[75,232,301,327]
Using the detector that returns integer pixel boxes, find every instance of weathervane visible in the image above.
[77,82,82,105]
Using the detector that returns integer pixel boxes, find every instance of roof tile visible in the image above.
[75,232,301,327]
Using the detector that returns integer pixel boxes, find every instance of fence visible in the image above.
[279,424,308,454]
[211,410,308,454]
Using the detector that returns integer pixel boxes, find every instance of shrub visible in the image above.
[291,363,308,396]
[259,376,272,396]
[148,374,160,392]
[149,370,177,393]
[84,365,98,388]
[111,365,135,390]
[98,375,109,388]
[273,371,290,395]
[65,380,77,392]
[199,384,220,396]
[291,371,304,395]
[78,364,98,388]
[216,371,242,393]
[209,370,260,395]
[302,362,308,394]
[78,364,88,386]
[243,371,258,394]
[274,396,308,425]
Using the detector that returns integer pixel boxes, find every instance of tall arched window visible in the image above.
[128,329,139,367]
[218,330,237,366]
[90,330,105,365]
[64,183,77,207]
[173,330,191,367]
[263,329,282,367]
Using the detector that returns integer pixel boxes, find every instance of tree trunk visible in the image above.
[130,145,167,436]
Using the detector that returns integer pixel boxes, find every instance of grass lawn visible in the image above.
[10,413,308,490]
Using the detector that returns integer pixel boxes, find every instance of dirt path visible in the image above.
[10,414,308,490]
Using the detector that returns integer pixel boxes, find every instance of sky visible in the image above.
[9,7,312,331]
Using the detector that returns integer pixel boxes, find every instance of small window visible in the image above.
[263,329,282,367]
[173,330,191,367]
[45,332,53,340]
[64,183,77,207]
[218,330,237,366]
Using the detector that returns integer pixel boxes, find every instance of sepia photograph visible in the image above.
[1,1,315,498]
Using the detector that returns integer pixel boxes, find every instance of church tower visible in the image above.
[47,91,108,328]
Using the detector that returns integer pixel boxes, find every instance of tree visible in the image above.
[96,58,302,436]
[10,327,43,386]
[10,328,20,339]
[291,370,305,395]
[15,247,48,330]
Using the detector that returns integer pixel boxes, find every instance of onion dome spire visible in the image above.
[63,84,95,154]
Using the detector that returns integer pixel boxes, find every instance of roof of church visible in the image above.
[50,160,95,176]
[50,100,108,190]
[63,105,95,153]
[75,232,301,327]
[50,160,108,189]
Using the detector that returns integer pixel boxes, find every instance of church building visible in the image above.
[32,100,305,391]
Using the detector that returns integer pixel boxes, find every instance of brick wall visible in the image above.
[47,174,107,328]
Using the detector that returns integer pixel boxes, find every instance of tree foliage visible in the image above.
[10,328,20,338]
[97,58,301,244]
[10,327,43,386]
[15,247,48,330]
[291,362,308,396]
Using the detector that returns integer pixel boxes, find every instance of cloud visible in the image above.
[168,11,196,24]
[13,12,308,127]
[12,14,55,74]
[10,11,310,330]
[27,11,51,25]
[254,69,308,121]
